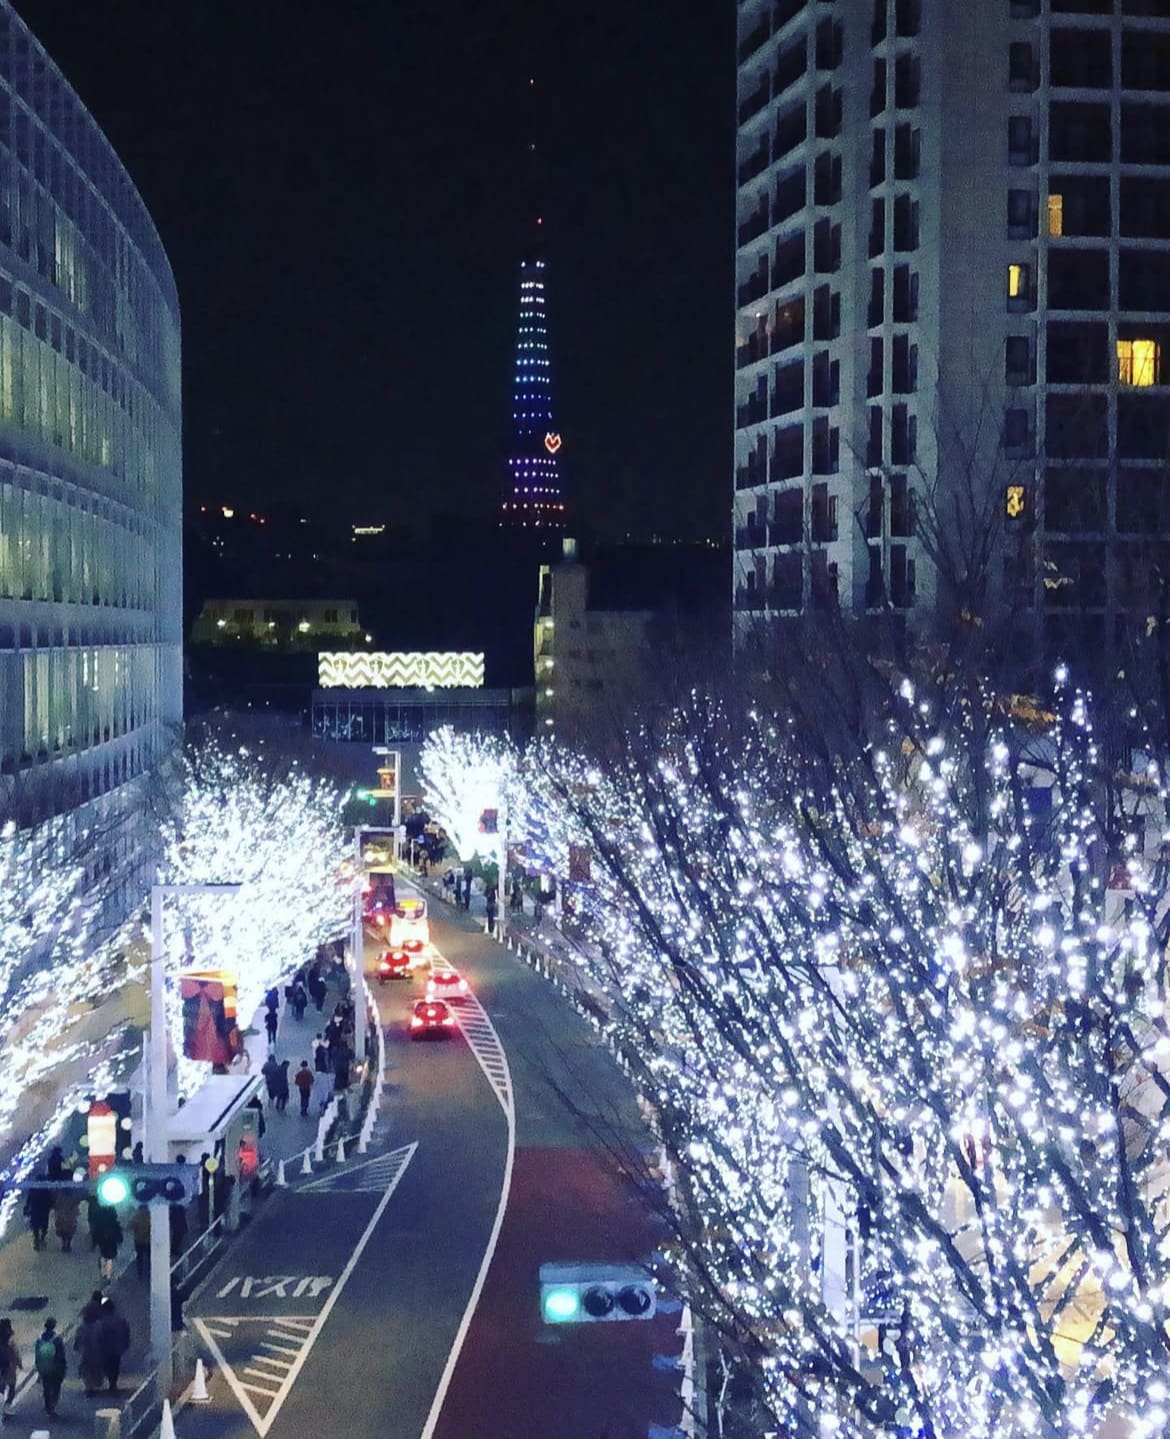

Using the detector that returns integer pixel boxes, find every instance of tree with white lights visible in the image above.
[419,727,520,862]
[521,674,1170,1439]
[157,741,350,1092]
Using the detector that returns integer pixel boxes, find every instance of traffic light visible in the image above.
[95,1164,197,1206]
[539,1262,656,1324]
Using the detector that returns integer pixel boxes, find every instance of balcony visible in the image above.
[738,144,769,188]
[736,397,768,429]
[738,18,770,65]
[738,208,770,246]
[737,270,769,307]
[738,81,771,126]
[736,462,767,491]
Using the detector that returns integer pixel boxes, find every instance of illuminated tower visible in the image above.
[501,78,566,532]
[500,255,566,530]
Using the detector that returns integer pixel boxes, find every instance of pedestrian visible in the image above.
[54,1184,81,1252]
[291,981,308,1021]
[98,1298,130,1395]
[168,1199,188,1256]
[0,1317,22,1417]
[294,1061,314,1116]
[23,1177,52,1251]
[264,1007,279,1045]
[332,1043,351,1093]
[130,1204,151,1280]
[45,1146,65,1181]
[265,986,279,1013]
[262,1053,281,1100]
[90,1204,122,1283]
[33,1317,65,1417]
[485,888,497,934]
[310,1067,332,1115]
[245,1093,267,1138]
[273,1059,290,1112]
[313,1036,329,1073]
[131,1140,144,1164]
[74,1300,104,1397]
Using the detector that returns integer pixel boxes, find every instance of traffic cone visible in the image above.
[275,1159,287,1188]
[159,1398,177,1439]
[300,1148,313,1176]
[191,1357,211,1403]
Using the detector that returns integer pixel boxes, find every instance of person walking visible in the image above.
[74,1299,104,1397]
[313,1036,329,1073]
[273,1059,290,1113]
[130,1204,151,1280]
[90,1204,123,1283]
[0,1317,22,1417]
[24,1178,52,1251]
[310,1066,332,1116]
[261,1053,281,1100]
[168,1199,188,1257]
[485,887,497,935]
[98,1298,130,1395]
[291,981,308,1022]
[294,1061,314,1116]
[45,1147,66,1181]
[33,1318,66,1416]
[264,1006,279,1045]
[332,1043,351,1093]
[54,1184,81,1253]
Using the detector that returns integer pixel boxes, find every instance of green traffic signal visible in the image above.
[95,1170,130,1206]
[542,1285,580,1323]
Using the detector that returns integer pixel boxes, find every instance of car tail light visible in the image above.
[443,1016,455,1025]
[410,1016,423,1028]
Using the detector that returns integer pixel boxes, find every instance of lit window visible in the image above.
[1007,263,1029,299]
[1118,338,1160,387]
[1047,194,1063,236]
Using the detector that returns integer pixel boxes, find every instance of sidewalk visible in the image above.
[0,965,354,1434]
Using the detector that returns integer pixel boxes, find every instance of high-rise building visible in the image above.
[734,0,1170,666]
[0,2,182,907]
[500,254,567,531]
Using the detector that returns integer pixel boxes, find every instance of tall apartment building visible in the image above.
[0,3,182,907]
[734,0,1170,666]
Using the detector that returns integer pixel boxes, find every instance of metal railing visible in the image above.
[170,1212,227,1293]
[120,1329,196,1438]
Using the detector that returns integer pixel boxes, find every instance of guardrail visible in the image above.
[120,1328,196,1438]
[170,1212,227,1294]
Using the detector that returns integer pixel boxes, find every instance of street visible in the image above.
[174,896,682,1439]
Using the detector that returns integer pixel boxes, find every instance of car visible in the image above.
[426,969,469,1003]
[410,998,456,1038]
[375,948,411,984]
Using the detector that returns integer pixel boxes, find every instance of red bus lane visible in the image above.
[433,1143,685,1439]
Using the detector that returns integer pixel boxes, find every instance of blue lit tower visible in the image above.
[500,255,566,530]
[501,81,566,532]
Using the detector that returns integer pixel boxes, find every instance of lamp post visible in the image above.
[149,880,242,1393]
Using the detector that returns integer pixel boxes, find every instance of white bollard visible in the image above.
[275,1160,287,1188]
[314,1130,325,1164]
[300,1147,313,1176]
[190,1357,211,1403]
[159,1399,177,1439]
[357,1129,369,1155]
[335,1136,346,1163]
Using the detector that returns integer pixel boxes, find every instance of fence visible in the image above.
[119,1328,196,1438]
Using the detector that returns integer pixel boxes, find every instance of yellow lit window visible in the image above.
[1118,338,1160,387]
[1008,263,1028,298]
[1047,194,1063,236]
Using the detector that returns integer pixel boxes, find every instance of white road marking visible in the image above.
[297,1140,415,1195]
[192,1141,418,1437]
[418,940,516,1439]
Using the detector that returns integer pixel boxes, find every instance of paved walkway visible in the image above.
[0,966,353,1433]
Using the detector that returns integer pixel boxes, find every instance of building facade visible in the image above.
[734,0,1170,664]
[0,2,182,898]
[190,599,365,650]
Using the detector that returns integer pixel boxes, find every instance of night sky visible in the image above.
[12,1,732,544]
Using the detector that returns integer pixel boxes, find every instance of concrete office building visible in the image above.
[0,2,182,906]
[734,0,1170,664]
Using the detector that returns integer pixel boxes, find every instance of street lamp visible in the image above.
[149,880,242,1392]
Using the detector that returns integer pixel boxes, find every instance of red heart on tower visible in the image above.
[544,432,562,454]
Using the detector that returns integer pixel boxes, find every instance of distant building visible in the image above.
[190,599,366,650]
[0,2,182,915]
[536,539,711,740]
[734,0,1170,666]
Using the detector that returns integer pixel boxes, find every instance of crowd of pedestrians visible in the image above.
[259,949,357,1124]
